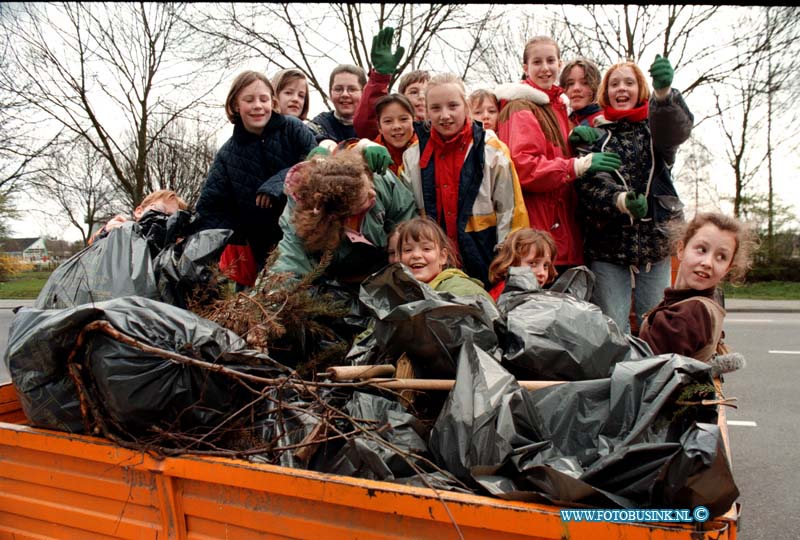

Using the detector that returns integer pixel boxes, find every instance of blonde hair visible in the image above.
[488,228,557,284]
[271,68,310,120]
[425,73,471,116]
[598,62,651,109]
[139,190,188,211]
[676,213,759,286]
[225,71,276,124]
[468,89,499,111]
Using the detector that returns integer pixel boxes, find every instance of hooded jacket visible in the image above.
[195,114,316,266]
[401,120,529,287]
[574,89,693,267]
[495,81,584,266]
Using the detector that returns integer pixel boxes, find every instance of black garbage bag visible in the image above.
[428,338,522,484]
[497,266,641,380]
[5,296,280,436]
[153,228,232,308]
[35,215,231,310]
[311,391,430,481]
[355,264,500,378]
[431,343,738,516]
[547,265,595,301]
[35,221,159,309]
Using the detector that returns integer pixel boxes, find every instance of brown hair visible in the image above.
[598,62,651,109]
[468,89,499,111]
[395,216,461,269]
[375,93,415,122]
[398,70,430,95]
[291,150,372,253]
[139,190,188,211]
[329,64,367,92]
[559,58,602,103]
[271,68,310,120]
[225,71,276,123]
[498,98,568,155]
[488,228,557,284]
[676,212,759,286]
[522,36,561,79]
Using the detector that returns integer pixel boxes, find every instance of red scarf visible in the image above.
[526,80,567,114]
[419,120,472,250]
[375,133,418,176]
[603,101,649,123]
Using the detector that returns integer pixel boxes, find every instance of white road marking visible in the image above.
[727,420,757,427]
[768,350,800,355]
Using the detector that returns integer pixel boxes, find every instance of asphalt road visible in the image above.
[0,306,797,538]
[722,312,800,539]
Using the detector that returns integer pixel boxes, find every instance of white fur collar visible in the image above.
[493,82,549,106]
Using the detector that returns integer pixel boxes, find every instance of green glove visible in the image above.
[364,145,392,175]
[587,152,621,174]
[370,27,405,75]
[568,125,599,146]
[306,146,330,160]
[649,54,674,90]
[625,191,648,219]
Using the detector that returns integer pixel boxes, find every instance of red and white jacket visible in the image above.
[495,80,583,266]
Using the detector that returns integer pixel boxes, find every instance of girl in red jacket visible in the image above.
[494,36,620,272]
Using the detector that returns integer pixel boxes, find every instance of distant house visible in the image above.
[0,237,49,262]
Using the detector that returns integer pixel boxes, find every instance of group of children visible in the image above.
[128,26,757,368]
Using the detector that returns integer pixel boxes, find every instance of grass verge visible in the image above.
[722,280,800,300]
[0,270,52,299]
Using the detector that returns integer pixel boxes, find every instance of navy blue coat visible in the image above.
[195,114,316,265]
[307,111,357,143]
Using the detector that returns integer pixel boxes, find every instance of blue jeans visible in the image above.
[589,258,671,334]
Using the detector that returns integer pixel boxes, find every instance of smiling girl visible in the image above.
[397,217,492,300]
[401,73,529,287]
[468,89,500,132]
[272,68,310,121]
[573,56,694,333]
[195,70,316,276]
[374,94,417,176]
[639,213,757,362]
[559,57,602,128]
[494,37,621,274]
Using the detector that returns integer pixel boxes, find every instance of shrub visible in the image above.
[0,255,29,282]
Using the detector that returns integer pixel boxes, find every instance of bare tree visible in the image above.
[673,136,721,216]
[29,140,121,245]
[182,3,493,109]
[0,3,225,209]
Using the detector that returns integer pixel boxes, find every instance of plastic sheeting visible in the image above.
[35,213,230,310]
[4,296,275,435]
[429,339,738,517]
[497,266,645,381]
[354,264,500,378]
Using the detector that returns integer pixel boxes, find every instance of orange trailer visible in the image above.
[0,383,738,540]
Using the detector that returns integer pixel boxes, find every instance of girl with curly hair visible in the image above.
[271,150,417,283]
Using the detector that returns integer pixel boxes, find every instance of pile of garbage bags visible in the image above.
[3,254,738,517]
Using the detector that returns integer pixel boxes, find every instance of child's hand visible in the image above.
[256,193,273,208]
[587,152,621,174]
[364,145,392,175]
[624,191,648,219]
[568,125,599,146]
[370,27,405,75]
[649,54,674,91]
